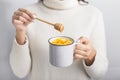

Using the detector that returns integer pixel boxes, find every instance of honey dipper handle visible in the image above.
[35,18,55,26]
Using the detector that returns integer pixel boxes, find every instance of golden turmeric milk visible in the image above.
[51,37,72,45]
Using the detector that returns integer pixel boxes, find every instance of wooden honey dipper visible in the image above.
[35,18,64,32]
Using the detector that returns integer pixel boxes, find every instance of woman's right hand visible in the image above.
[12,8,35,32]
[12,8,36,45]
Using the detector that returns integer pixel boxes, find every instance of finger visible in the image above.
[74,49,88,57]
[75,43,90,51]
[79,36,89,45]
[14,11,32,21]
[14,16,30,24]
[18,8,36,19]
[74,54,84,60]
[74,53,89,60]
[12,19,23,25]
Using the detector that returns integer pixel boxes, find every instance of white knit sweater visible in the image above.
[10,1,108,80]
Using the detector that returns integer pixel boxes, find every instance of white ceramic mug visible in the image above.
[48,36,75,67]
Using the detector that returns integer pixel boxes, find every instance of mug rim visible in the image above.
[48,36,74,46]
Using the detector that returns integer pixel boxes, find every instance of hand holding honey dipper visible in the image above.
[12,8,64,45]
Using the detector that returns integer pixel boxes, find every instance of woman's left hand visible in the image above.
[74,37,96,66]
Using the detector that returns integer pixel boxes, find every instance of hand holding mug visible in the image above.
[74,37,96,66]
[48,36,96,67]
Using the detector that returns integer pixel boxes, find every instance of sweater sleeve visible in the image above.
[83,12,108,80]
[10,35,31,78]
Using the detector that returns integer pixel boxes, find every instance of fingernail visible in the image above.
[33,15,37,18]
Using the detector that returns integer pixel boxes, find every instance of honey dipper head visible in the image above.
[54,23,64,32]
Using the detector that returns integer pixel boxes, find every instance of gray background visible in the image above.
[0,0,120,80]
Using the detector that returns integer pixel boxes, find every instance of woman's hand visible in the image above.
[12,8,35,31]
[74,37,96,66]
[12,8,36,45]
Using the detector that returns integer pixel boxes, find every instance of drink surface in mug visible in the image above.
[48,36,74,67]
[51,37,73,45]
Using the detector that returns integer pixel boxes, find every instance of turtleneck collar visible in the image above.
[43,0,79,10]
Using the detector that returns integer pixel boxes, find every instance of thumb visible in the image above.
[79,36,89,45]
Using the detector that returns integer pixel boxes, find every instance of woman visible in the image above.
[10,0,108,80]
